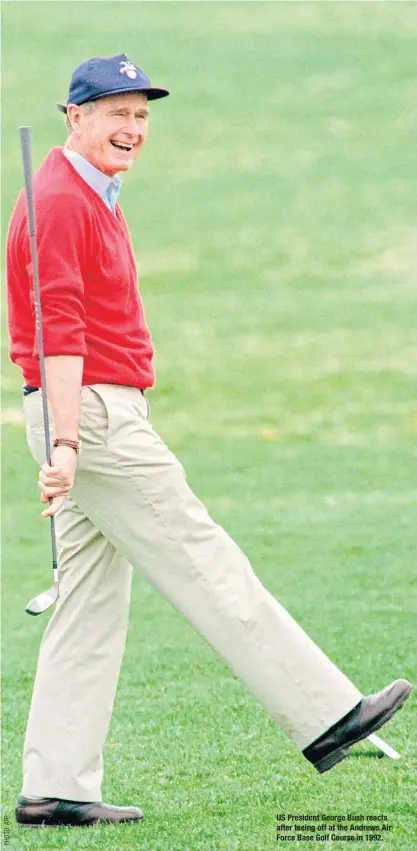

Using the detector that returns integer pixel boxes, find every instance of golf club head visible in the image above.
[25,582,59,616]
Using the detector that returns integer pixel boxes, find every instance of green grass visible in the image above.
[1,2,417,849]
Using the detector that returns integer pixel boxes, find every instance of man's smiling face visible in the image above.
[66,92,149,176]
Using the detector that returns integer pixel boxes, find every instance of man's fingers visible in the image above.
[40,491,68,503]
[39,472,70,487]
[41,495,66,518]
[39,484,70,497]
[41,462,62,473]
[38,453,76,515]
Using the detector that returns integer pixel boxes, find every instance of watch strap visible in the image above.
[53,438,81,454]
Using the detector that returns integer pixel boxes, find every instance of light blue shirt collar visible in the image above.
[63,148,122,213]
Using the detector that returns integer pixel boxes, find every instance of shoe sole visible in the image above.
[315,682,413,774]
[17,816,143,829]
[17,823,57,829]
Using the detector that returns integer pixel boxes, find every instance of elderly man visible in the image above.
[6,54,411,829]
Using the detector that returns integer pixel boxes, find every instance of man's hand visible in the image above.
[38,444,78,518]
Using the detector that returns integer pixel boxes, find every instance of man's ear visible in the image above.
[67,105,81,133]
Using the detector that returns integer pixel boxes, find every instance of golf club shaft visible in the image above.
[19,126,58,581]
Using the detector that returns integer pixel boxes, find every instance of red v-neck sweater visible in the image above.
[6,146,155,390]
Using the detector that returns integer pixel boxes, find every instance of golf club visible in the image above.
[19,126,59,616]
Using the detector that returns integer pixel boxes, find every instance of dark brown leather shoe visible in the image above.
[303,678,412,774]
[15,795,143,828]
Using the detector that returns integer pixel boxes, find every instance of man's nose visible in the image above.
[123,115,140,135]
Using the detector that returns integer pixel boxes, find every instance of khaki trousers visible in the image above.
[22,384,362,801]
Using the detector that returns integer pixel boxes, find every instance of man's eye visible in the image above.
[110,112,147,120]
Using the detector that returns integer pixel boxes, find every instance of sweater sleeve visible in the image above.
[28,193,89,358]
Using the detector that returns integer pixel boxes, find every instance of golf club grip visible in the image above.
[19,127,37,237]
[19,126,52,467]
[19,127,58,562]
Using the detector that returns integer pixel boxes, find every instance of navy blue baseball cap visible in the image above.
[57,53,169,113]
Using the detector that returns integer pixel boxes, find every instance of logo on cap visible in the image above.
[119,59,138,80]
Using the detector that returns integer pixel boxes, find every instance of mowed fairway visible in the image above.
[1,3,416,850]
